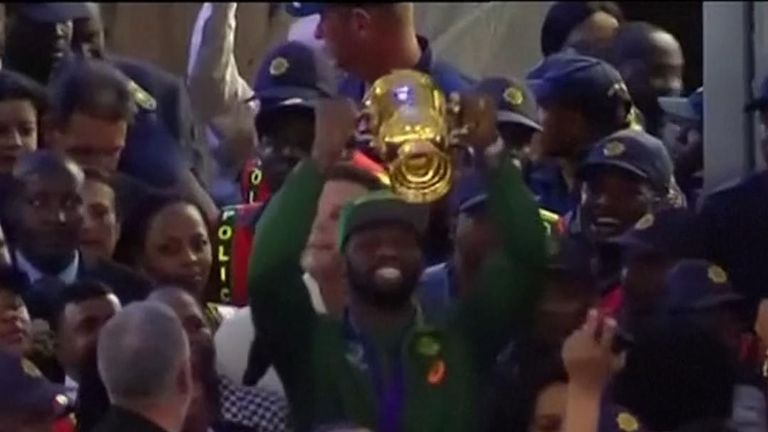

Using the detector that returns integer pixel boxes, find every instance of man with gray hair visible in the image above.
[94,302,193,432]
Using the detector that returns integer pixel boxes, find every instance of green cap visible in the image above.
[338,190,430,250]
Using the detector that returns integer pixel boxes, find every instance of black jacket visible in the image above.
[92,406,168,432]
[110,55,210,189]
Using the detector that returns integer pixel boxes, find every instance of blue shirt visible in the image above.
[417,262,457,322]
[338,35,475,103]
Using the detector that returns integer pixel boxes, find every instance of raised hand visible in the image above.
[562,309,625,394]
[311,97,359,173]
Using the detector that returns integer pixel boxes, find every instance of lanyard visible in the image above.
[342,304,428,432]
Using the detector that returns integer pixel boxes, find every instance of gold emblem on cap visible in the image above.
[617,412,639,432]
[269,57,290,76]
[21,358,42,378]
[127,80,157,111]
[503,86,524,106]
[603,141,626,157]
[635,213,654,230]
[55,394,69,406]
[708,265,728,284]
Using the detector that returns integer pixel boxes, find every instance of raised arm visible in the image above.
[247,98,358,390]
[187,2,255,124]
[455,94,548,363]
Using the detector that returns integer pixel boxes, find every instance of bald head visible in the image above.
[611,22,684,136]
[97,302,191,406]
[612,22,682,66]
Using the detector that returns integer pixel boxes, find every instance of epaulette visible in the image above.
[127,79,157,111]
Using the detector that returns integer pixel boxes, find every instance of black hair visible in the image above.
[541,2,625,56]
[0,69,49,114]
[325,161,387,192]
[486,348,568,431]
[113,191,208,268]
[613,318,735,431]
[47,58,137,128]
[50,280,114,333]
[82,167,122,222]
[0,266,31,297]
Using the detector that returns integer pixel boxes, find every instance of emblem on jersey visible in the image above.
[503,86,524,106]
[415,334,441,357]
[427,359,446,385]
[128,80,157,111]
[269,57,290,76]
[617,412,639,432]
[603,141,625,157]
[708,265,728,284]
[634,213,654,230]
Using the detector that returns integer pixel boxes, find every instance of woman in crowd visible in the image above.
[115,192,213,300]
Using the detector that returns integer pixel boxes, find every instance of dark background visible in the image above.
[620,1,703,94]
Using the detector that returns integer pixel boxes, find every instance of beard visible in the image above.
[345,257,421,311]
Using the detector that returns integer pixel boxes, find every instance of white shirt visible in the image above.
[15,251,79,285]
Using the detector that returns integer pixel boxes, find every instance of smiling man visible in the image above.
[575,129,674,292]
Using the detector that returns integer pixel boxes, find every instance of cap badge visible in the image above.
[708,265,728,284]
[617,412,640,432]
[127,80,157,111]
[608,82,630,99]
[21,358,42,378]
[55,394,70,407]
[603,141,626,157]
[503,86,524,106]
[269,57,290,76]
[634,213,655,230]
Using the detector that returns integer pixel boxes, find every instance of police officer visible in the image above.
[0,349,72,432]
[574,129,675,300]
[473,76,543,171]
[698,75,768,324]
[285,2,474,102]
[658,87,703,206]
[525,52,635,215]
[4,2,209,192]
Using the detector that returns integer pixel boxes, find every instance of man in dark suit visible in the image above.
[6,150,152,322]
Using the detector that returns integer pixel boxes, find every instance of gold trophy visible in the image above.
[360,69,462,203]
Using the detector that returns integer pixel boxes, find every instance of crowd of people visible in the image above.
[1,1,768,432]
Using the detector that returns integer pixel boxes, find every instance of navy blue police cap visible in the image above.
[746,75,768,112]
[660,260,743,314]
[579,129,674,194]
[609,209,708,261]
[13,2,91,23]
[250,41,336,112]
[659,87,703,124]
[473,77,542,132]
[0,350,70,417]
[526,52,631,113]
